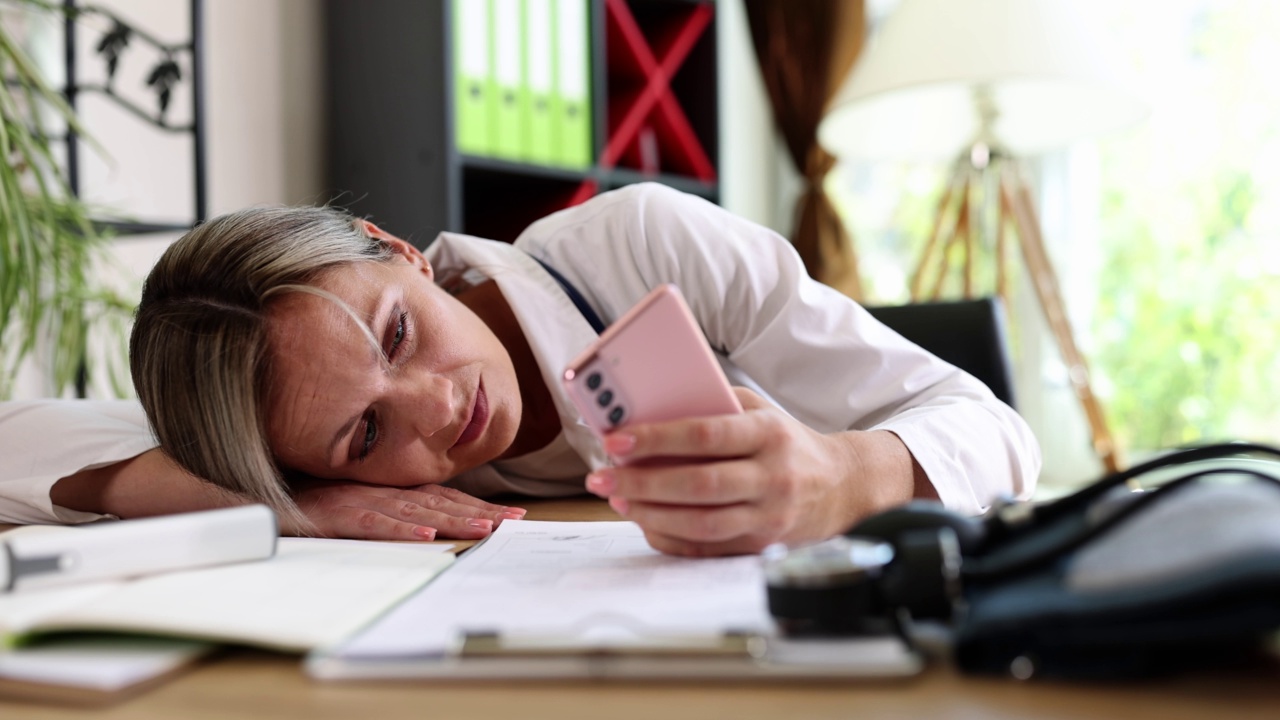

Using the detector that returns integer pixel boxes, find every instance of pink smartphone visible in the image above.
[562,284,742,439]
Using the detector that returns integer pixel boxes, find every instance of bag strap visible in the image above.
[967,442,1280,581]
[531,256,607,334]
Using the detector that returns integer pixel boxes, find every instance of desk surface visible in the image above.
[3,498,1278,720]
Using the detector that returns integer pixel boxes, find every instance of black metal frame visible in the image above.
[0,0,211,395]
[60,0,206,233]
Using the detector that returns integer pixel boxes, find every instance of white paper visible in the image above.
[494,0,522,86]
[525,0,553,92]
[0,537,454,652]
[336,520,773,658]
[457,0,488,77]
[279,537,454,554]
[556,0,588,98]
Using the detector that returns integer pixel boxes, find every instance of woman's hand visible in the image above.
[585,387,925,556]
[290,480,526,541]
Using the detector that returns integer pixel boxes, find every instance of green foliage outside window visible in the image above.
[830,0,1280,459]
[0,1,132,398]
[1091,0,1280,450]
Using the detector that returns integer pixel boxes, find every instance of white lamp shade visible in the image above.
[818,0,1148,161]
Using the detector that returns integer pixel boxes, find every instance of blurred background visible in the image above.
[2,0,1278,496]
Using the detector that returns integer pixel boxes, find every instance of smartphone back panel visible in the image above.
[563,284,741,436]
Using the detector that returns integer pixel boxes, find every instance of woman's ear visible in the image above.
[362,220,433,280]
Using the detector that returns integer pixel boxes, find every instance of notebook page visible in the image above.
[29,538,454,652]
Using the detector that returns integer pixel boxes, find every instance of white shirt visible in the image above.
[0,183,1040,524]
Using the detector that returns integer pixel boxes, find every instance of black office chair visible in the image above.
[865,297,1017,409]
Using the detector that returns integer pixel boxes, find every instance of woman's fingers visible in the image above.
[608,499,761,545]
[588,386,857,556]
[587,459,766,506]
[640,527,776,557]
[411,483,527,517]
[603,392,783,466]
[296,480,527,541]
[605,414,762,463]
[732,385,775,411]
[398,485,526,524]
[321,504,439,541]
[363,489,506,535]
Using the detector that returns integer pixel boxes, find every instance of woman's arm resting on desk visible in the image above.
[50,449,523,540]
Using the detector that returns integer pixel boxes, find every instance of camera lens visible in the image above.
[587,372,602,390]
[608,406,625,425]
[597,390,614,407]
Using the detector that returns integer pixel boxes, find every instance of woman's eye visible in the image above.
[392,311,407,352]
[360,414,379,459]
[385,310,408,362]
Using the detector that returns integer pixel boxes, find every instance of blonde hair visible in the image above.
[129,206,395,530]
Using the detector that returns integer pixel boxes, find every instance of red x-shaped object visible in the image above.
[570,0,716,206]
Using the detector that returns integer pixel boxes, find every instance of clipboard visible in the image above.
[304,520,924,682]
[307,630,923,681]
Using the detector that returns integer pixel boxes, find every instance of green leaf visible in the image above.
[0,3,132,398]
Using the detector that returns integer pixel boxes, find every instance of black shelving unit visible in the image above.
[325,0,719,247]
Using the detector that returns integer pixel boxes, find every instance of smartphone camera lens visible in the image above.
[608,406,626,426]
[597,390,614,407]
[587,372,602,390]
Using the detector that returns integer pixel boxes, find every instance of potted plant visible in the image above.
[0,1,132,398]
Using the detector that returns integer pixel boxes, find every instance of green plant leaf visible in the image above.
[0,2,132,398]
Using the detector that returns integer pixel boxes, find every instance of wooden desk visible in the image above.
[3,499,1278,720]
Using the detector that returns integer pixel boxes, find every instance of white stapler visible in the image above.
[0,505,278,594]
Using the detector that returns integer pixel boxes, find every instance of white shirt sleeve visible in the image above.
[520,183,1042,515]
[0,400,158,524]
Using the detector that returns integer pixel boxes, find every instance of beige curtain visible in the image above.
[742,0,866,300]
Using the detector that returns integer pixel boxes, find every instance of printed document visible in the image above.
[334,520,772,658]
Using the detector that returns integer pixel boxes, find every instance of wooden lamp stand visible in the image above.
[911,142,1122,474]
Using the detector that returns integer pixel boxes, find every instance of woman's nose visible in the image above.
[400,373,456,440]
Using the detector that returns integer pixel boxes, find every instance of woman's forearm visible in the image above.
[47,449,520,540]
[50,448,243,520]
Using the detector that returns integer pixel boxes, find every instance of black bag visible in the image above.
[770,443,1280,680]
[948,443,1280,679]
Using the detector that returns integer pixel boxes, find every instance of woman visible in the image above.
[0,184,1040,556]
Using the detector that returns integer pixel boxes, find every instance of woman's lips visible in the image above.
[454,382,488,448]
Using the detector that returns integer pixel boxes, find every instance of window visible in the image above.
[828,0,1280,490]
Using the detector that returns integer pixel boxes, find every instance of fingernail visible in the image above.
[413,526,437,540]
[468,518,494,531]
[502,507,528,519]
[586,469,616,496]
[500,511,525,520]
[608,496,630,516]
[604,433,636,456]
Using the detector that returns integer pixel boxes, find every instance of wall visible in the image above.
[12,0,327,399]
[12,0,781,399]
[716,0,786,234]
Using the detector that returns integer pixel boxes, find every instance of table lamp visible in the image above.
[817,0,1147,473]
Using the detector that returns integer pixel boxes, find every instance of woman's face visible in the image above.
[263,241,523,487]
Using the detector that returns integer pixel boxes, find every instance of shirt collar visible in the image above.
[426,233,609,472]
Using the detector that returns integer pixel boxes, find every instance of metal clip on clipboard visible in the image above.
[460,628,764,659]
[450,618,922,680]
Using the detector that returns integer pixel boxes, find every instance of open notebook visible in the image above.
[0,535,453,703]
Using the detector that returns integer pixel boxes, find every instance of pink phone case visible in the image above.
[563,284,743,438]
